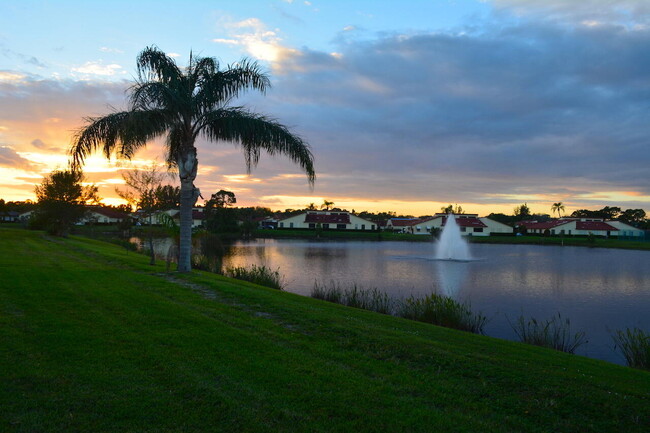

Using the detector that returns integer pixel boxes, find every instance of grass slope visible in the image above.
[0,228,648,432]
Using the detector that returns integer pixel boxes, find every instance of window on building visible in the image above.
[290,222,294,228]
[309,223,316,229]
[323,223,330,229]
[279,222,284,228]
[473,227,483,233]
[337,224,346,230]
[361,224,365,230]
[460,227,467,232]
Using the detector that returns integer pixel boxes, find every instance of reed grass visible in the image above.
[311,282,394,314]
[612,327,650,370]
[311,283,486,333]
[397,293,488,335]
[225,264,284,290]
[509,313,587,354]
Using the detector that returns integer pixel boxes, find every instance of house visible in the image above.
[278,211,377,231]
[0,211,20,222]
[256,216,279,229]
[83,207,130,225]
[168,208,205,228]
[517,218,645,238]
[409,213,512,237]
[385,218,421,233]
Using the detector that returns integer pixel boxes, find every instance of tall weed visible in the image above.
[225,265,284,290]
[398,293,488,335]
[509,313,587,354]
[612,327,649,370]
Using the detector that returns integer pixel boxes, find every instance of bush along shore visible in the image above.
[311,281,649,369]
[1,227,649,432]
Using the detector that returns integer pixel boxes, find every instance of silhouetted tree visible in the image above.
[33,169,99,236]
[513,203,531,219]
[551,202,565,218]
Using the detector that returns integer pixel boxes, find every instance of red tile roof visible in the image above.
[576,221,618,231]
[304,213,351,224]
[442,216,487,228]
[518,220,569,230]
[390,218,421,227]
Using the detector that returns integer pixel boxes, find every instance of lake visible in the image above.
[218,239,650,365]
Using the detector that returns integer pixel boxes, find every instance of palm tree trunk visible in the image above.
[178,179,194,272]
[177,147,199,273]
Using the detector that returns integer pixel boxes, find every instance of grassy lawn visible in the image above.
[1,227,648,432]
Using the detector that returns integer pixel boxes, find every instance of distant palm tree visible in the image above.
[70,46,315,272]
[321,200,334,210]
[551,202,565,218]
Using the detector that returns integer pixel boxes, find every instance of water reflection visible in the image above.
[435,261,467,298]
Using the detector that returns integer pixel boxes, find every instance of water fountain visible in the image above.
[435,213,471,261]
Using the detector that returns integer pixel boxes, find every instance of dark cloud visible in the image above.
[221,19,650,210]
[31,139,46,149]
[1,18,648,212]
[0,146,41,171]
[491,1,650,27]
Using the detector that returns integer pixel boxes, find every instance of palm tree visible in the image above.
[551,202,565,218]
[321,200,334,210]
[70,46,315,272]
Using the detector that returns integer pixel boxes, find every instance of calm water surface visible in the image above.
[221,239,650,364]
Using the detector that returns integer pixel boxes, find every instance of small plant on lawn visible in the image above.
[509,313,587,354]
[397,293,488,335]
[612,327,650,370]
[225,265,284,290]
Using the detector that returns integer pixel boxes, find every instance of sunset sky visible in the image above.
[1,0,649,216]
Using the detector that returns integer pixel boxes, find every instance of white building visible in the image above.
[278,211,377,231]
[518,218,645,237]
[83,207,130,224]
[409,213,512,237]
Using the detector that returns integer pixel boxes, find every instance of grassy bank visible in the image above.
[1,227,648,432]
[253,228,650,250]
[468,234,650,250]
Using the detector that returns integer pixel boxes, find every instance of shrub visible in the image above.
[612,327,650,370]
[398,293,488,335]
[509,313,587,354]
[311,282,394,314]
[225,265,284,290]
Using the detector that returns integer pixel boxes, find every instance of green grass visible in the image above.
[468,235,650,250]
[256,229,650,250]
[1,227,649,432]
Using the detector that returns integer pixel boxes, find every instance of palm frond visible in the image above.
[193,59,271,114]
[200,108,315,185]
[136,46,182,85]
[70,109,173,169]
[130,81,188,114]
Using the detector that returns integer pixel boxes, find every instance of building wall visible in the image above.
[411,216,506,237]
[278,212,376,230]
[607,221,645,237]
[479,218,512,235]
